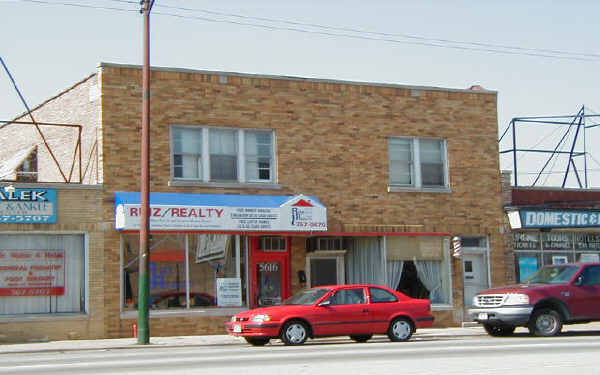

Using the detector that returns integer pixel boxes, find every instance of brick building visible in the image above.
[0,63,505,341]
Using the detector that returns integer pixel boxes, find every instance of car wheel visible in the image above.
[529,308,562,337]
[483,324,516,337]
[281,320,309,345]
[244,337,270,346]
[388,317,414,342]
[350,334,373,343]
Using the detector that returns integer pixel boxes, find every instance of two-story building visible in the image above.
[0,63,505,341]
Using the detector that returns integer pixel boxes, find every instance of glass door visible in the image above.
[249,237,291,308]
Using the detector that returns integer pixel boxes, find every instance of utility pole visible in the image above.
[138,0,154,345]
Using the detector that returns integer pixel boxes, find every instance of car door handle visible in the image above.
[362,309,369,312]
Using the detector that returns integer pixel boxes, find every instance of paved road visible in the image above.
[2,334,600,375]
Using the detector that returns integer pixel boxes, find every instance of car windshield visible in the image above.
[524,265,579,285]
[283,288,331,305]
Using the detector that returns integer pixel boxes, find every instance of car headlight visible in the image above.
[230,316,237,322]
[472,295,479,306]
[252,314,271,323]
[503,293,529,306]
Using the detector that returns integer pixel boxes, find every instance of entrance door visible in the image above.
[249,237,291,308]
[306,251,346,287]
[463,253,488,308]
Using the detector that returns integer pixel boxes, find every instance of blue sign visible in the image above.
[0,187,57,224]
[520,209,600,229]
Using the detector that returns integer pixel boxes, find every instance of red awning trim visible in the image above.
[118,230,451,237]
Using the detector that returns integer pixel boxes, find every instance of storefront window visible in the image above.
[0,234,86,315]
[513,231,600,282]
[122,233,246,311]
[355,236,452,305]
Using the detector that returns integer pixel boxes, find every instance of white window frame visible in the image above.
[388,137,450,193]
[0,231,89,319]
[170,126,279,188]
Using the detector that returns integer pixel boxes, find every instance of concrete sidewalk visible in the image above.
[2,323,600,354]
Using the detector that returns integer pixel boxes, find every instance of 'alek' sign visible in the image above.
[0,188,57,224]
[115,193,327,232]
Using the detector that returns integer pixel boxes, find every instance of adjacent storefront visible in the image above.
[507,208,600,282]
[116,192,327,313]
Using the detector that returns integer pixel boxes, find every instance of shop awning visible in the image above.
[115,192,327,232]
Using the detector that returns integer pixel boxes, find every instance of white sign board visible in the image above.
[216,278,242,307]
[115,195,327,232]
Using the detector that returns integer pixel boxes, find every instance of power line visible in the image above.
[13,0,600,62]
[18,0,137,13]
[143,1,600,60]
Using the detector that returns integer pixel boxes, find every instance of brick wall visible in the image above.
[2,63,506,338]
[97,64,505,332]
[0,74,101,184]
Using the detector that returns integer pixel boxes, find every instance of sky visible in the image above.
[1,0,599,187]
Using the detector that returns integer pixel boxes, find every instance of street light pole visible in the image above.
[138,0,154,345]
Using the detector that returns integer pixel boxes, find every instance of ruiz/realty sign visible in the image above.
[114,192,327,232]
[509,209,600,229]
[0,187,57,224]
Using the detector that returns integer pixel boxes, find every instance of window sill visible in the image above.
[388,186,452,194]
[120,307,248,319]
[0,313,89,322]
[169,180,282,190]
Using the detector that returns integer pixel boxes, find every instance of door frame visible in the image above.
[461,238,491,310]
[305,250,346,287]
[249,236,291,308]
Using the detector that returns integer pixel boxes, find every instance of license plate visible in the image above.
[478,313,488,320]
[233,324,242,333]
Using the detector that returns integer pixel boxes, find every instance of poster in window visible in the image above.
[518,256,539,282]
[552,255,568,265]
[579,253,600,263]
[195,234,230,263]
[0,249,65,296]
[216,278,242,307]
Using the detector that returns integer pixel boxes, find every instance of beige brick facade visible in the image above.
[1,62,506,340]
[0,185,104,342]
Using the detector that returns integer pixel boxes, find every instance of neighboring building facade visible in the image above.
[0,63,505,341]
[502,171,600,285]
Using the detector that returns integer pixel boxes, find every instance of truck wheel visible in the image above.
[529,308,562,337]
[483,324,515,337]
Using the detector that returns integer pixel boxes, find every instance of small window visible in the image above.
[260,237,287,252]
[389,137,448,189]
[464,260,473,273]
[329,288,365,305]
[171,126,276,184]
[581,266,600,286]
[369,287,397,303]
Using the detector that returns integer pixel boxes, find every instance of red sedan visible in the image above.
[225,284,434,346]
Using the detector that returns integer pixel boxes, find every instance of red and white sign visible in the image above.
[115,195,327,232]
[0,249,66,296]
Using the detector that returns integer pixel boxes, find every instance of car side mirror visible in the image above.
[318,300,331,307]
[573,276,583,286]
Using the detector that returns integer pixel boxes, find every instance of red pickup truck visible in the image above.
[468,262,600,337]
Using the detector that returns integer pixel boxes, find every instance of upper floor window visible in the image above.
[172,126,275,184]
[388,137,448,190]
